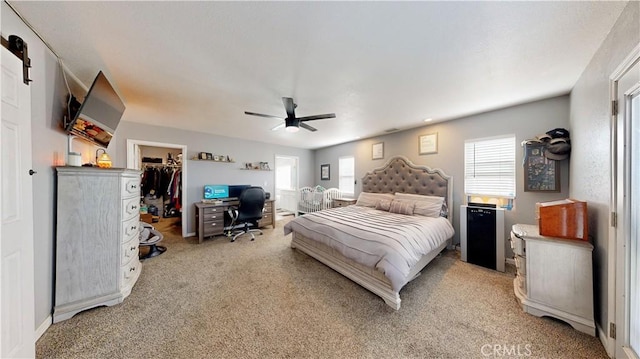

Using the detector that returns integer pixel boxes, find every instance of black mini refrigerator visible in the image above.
[460,203,505,272]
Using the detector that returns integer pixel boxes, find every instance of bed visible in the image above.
[284,156,454,310]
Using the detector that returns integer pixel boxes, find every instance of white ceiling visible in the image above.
[8,1,628,149]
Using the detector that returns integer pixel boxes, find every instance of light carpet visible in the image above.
[37,217,607,358]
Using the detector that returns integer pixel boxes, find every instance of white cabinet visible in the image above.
[511,224,595,336]
[54,167,142,323]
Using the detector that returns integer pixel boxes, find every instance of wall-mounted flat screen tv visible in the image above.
[64,71,125,148]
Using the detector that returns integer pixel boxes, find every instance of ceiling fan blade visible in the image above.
[271,122,285,131]
[300,122,317,132]
[282,97,296,118]
[297,113,336,122]
[244,111,284,119]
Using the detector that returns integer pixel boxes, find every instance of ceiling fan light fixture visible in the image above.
[285,125,299,133]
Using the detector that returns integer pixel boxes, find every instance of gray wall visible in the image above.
[112,121,314,235]
[569,1,639,341]
[315,95,571,252]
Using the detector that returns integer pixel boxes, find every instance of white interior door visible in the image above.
[614,48,640,359]
[1,45,35,357]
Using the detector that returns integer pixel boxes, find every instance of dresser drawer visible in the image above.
[121,177,141,198]
[122,216,140,242]
[122,197,140,221]
[121,235,139,266]
[122,259,141,288]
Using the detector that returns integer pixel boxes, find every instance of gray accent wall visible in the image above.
[112,121,314,235]
[315,96,571,251]
[569,0,639,343]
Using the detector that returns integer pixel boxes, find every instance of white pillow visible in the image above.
[355,192,395,208]
[389,199,415,216]
[394,193,445,218]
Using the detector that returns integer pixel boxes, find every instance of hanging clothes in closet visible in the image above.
[141,165,182,217]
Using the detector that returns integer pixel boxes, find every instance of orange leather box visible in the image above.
[536,199,588,241]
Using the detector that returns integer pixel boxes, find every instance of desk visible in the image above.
[195,199,275,244]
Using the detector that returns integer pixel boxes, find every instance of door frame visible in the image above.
[609,43,640,359]
[126,139,188,238]
[274,154,299,215]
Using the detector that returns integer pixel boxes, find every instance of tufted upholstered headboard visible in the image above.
[361,156,453,223]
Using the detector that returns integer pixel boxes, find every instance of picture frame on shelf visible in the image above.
[205,153,213,160]
[372,142,384,160]
[419,133,438,155]
[321,164,330,180]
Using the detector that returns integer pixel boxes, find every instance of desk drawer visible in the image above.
[204,207,224,215]
[203,218,224,236]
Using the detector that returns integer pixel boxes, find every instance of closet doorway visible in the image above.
[127,139,188,238]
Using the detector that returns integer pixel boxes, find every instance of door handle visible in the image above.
[29,169,37,175]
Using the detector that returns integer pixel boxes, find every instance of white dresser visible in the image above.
[54,167,142,323]
[510,224,595,336]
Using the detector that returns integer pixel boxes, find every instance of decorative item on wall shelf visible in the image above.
[419,133,438,155]
[524,142,560,192]
[321,164,330,180]
[372,142,384,160]
[191,154,234,163]
[243,162,271,170]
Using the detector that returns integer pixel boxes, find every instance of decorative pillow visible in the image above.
[355,192,395,208]
[389,199,415,215]
[375,199,391,211]
[394,193,445,218]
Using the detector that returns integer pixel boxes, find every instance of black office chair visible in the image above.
[226,186,266,242]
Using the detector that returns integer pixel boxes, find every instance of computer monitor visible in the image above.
[228,184,251,199]
[203,185,229,200]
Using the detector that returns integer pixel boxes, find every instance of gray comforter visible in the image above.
[283,206,455,291]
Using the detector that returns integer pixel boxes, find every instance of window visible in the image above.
[464,135,516,208]
[338,156,355,195]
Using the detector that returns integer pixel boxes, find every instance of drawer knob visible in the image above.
[210,215,217,219]
[211,223,217,226]
[130,246,136,251]
[131,225,138,230]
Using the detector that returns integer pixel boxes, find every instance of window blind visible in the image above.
[339,156,355,195]
[464,135,516,198]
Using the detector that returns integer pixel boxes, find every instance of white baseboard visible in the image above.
[597,323,614,358]
[35,315,52,340]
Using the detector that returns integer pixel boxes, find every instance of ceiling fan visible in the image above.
[245,97,336,133]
